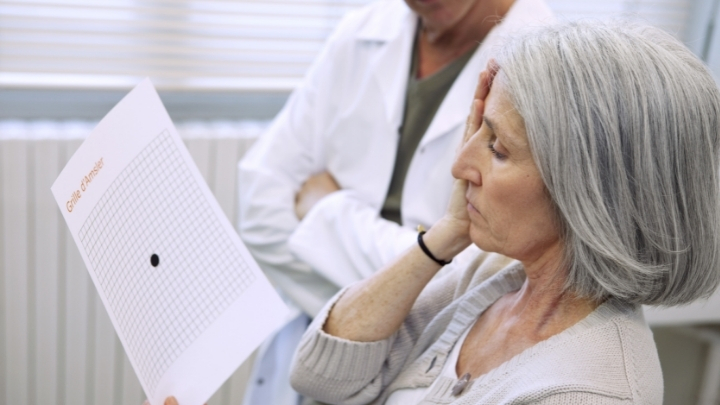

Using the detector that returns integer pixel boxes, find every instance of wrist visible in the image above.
[418,231,451,266]
[420,219,471,263]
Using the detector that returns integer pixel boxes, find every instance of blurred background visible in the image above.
[1,0,720,404]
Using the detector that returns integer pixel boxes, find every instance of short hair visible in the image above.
[495,21,720,305]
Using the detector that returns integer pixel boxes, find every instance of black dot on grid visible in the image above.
[150,254,159,267]
[77,130,256,393]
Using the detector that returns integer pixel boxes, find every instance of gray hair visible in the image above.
[495,21,720,305]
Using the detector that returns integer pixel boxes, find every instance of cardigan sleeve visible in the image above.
[289,258,469,405]
[530,392,632,404]
[289,310,394,405]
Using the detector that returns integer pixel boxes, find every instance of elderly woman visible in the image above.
[288,21,720,405]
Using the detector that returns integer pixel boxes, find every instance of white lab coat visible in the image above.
[238,0,554,403]
[238,0,554,316]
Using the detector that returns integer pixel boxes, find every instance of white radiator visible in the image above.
[0,120,265,405]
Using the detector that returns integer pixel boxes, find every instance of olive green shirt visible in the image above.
[381,34,478,224]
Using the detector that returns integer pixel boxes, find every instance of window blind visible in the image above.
[0,0,368,91]
[0,0,696,92]
[546,0,693,39]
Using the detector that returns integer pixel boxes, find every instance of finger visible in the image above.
[476,69,491,102]
[164,397,179,405]
[462,99,482,144]
[476,59,501,103]
[143,401,150,405]
[486,58,500,93]
[474,70,488,101]
[463,58,502,148]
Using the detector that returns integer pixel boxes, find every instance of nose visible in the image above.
[451,139,482,186]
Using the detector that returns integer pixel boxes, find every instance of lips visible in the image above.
[467,202,480,214]
[465,193,481,217]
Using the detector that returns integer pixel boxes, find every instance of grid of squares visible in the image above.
[78,130,255,394]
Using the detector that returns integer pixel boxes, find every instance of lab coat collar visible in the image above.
[356,0,417,131]
[353,0,554,146]
[419,49,481,149]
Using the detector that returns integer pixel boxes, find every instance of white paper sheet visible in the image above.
[50,79,288,405]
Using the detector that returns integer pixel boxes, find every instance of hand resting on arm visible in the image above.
[294,171,341,220]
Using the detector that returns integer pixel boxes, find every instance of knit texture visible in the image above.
[290,252,663,404]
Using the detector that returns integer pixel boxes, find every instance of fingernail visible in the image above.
[164,397,179,405]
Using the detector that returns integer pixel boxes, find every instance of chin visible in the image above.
[468,227,497,254]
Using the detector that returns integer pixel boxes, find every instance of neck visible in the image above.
[421,0,513,45]
[417,0,514,78]
[505,245,599,338]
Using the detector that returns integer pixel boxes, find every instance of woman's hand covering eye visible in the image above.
[444,60,501,237]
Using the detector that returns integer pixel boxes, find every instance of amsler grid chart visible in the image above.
[78,130,256,394]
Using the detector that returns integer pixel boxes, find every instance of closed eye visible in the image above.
[488,140,507,160]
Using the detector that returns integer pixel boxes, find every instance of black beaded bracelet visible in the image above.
[417,230,452,266]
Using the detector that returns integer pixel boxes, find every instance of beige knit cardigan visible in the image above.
[290,250,664,405]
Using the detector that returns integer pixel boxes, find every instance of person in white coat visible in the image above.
[237,0,554,403]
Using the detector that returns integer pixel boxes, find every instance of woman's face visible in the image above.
[452,77,563,264]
